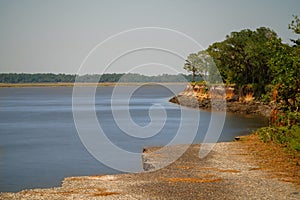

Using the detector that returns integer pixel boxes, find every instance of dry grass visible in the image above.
[215,169,241,173]
[90,188,120,197]
[66,177,88,181]
[248,167,263,171]
[66,175,108,181]
[144,152,167,158]
[208,89,233,100]
[197,167,241,173]
[176,165,195,170]
[162,177,222,183]
[242,92,254,102]
[225,88,235,99]
[88,174,105,178]
[240,134,300,185]
[175,165,240,173]
[21,187,120,197]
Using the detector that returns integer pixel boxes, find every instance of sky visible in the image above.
[0,0,299,75]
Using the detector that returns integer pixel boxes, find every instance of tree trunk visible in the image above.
[192,70,195,82]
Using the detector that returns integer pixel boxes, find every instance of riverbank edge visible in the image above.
[169,93,274,118]
[1,138,299,199]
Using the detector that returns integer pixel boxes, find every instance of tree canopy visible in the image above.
[183,17,299,125]
[206,27,278,97]
[289,15,300,46]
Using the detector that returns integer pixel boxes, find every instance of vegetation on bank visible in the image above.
[0,73,202,83]
[257,126,300,153]
[182,15,300,154]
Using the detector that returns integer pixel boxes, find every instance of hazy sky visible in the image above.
[0,0,299,75]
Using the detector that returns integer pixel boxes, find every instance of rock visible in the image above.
[169,84,274,118]
[169,94,273,118]
[234,136,241,141]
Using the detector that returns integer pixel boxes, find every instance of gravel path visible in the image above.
[1,142,299,199]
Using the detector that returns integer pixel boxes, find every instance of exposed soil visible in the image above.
[168,83,275,118]
[169,95,274,118]
[241,134,300,185]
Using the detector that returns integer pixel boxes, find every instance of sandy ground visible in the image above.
[1,137,300,199]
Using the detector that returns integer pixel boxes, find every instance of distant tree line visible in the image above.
[0,73,76,83]
[0,73,202,83]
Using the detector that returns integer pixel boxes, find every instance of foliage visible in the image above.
[0,73,201,83]
[184,53,201,82]
[256,125,300,152]
[185,21,299,115]
[182,16,300,155]
[259,84,273,103]
[289,15,300,34]
[268,39,300,112]
[253,16,300,155]
[207,27,278,97]
[267,16,300,126]
[289,15,300,45]
[183,51,214,82]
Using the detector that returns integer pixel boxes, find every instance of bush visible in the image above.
[288,125,300,151]
[256,125,300,152]
[260,93,271,103]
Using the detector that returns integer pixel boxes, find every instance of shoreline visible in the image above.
[169,95,274,118]
[1,138,299,199]
[168,84,274,118]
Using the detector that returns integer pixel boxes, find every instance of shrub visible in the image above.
[256,125,300,152]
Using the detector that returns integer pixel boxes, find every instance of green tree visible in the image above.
[197,50,211,79]
[183,53,201,82]
[289,15,300,46]
[268,17,300,126]
[183,51,214,82]
[207,27,278,97]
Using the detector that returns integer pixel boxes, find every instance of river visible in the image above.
[0,85,267,192]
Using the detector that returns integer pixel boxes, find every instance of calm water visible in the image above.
[0,85,267,192]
